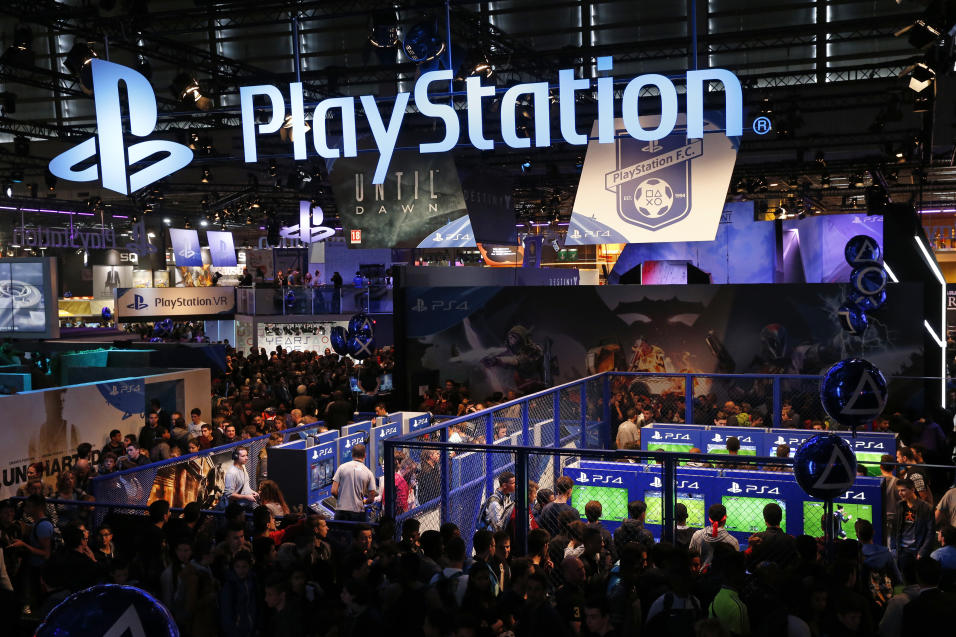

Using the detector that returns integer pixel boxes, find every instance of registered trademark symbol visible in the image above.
[752,116,772,135]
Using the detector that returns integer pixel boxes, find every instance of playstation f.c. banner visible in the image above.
[567,114,739,244]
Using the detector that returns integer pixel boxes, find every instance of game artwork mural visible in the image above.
[404,283,924,416]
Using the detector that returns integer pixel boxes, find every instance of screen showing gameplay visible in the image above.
[644,492,706,528]
[571,485,629,521]
[646,443,695,453]
[803,501,872,540]
[310,458,335,491]
[0,262,47,333]
[854,452,883,477]
[722,496,787,533]
[706,444,757,456]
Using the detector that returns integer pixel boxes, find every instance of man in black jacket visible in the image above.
[896,478,935,584]
[746,502,797,569]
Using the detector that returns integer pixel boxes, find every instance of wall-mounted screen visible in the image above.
[571,485,629,521]
[854,452,883,477]
[645,491,706,528]
[722,496,787,534]
[803,501,872,540]
[0,258,59,339]
[646,442,695,453]
[707,445,757,456]
[310,458,335,492]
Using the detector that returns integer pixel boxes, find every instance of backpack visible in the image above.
[644,592,702,637]
[432,570,465,609]
[476,492,505,532]
[31,518,64,554]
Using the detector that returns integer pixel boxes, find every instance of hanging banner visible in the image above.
[115,287,236,321]
[458,166,517,245]
[330,148,472,249]
[567,114,739,245]
[169,228,203,266]
[206,230,238,267]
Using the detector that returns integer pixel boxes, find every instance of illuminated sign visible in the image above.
[279,201,335,244]
[50,59,743,192]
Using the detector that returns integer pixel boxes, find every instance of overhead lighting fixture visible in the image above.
[2,24,34,67]
[369,10,400,48]
[903,61,936,93]
[163,217,171,225]
[896,19,943,50]
[200,167,211,184]
[64,40,97,94]
[199,219,208,227]
[172,73,213,111]
[280,114,311,143]
[402,17,445,63]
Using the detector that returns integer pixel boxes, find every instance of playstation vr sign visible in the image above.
[49,58,742,195]
[115,287,236,321]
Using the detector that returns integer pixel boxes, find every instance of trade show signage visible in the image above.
[115,287,236,321]
[568,114,740,245]
[49,59,743,193]
[279,201,335,244]
[169,228,203,267]
[206,230,238,267]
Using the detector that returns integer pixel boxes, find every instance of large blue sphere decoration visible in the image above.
[837,304,868,335]
[402,20,445,62]
[820,358,888,432]
[794,433,858,499]
[348,313,374,338]
[847,289,886,312]
[844,235,882,266]
[101,307,112,320]
[37,584,178,637]
[850,264,888,296]
[330,326,349,356]
[347,332,375,359]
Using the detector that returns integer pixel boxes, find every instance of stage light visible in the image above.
[64,40,97,94]
[134,54,151,79]
[369,10,400,48]
[3,184,12,198]
[200,167,211,184]
[2,24,35,67]
[163,217,171,225]
[521,158,532,173]
[403,17,445,63]
[250,199,261,210]
[850,172,866,188]
[903,62,935,93]
[45,172,56,193]
[457,47,494,80]
[199,219,208,227]
[280,114,311,143]
[172,73,213,111]
[183,219,192,229]
[269,160,278,177]
[896,19,942,50]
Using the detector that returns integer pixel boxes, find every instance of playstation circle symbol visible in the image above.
[793,433,857,500]
[819,358,888,434]
[48,60,193,195]
[279,201,336,244]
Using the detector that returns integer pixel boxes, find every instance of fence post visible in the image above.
[602,373,611,447]
[515,448,530,557]
[772,376,782,428]
[440,427,450,526]
[579,382,588,448]
[521,401,530,446]
[684,374,694,424]
[661,452,676,544]
[485,412,495,497]
[383,438,395,520]
[553,390,562,487]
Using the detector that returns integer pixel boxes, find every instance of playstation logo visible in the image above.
[127,294,148,311]
[728,481,743,494]
[125,220,157,257]
[411,298,427,312]
[280,201,335,244]
[577,472,589,483]
[179,246,197,259]
[49,60,193,195]
[650,476,662,488]
[433,232,443,242]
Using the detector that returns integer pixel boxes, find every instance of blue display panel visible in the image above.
[338,422,371,468]
[308,441,338,502]
[372,420,403,479]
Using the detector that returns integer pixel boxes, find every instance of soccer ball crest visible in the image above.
[634,178,674,218]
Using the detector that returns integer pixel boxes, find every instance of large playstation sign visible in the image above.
[49,58,743,194]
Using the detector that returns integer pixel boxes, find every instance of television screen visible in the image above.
[722,496,787,533]
[349,377,360,393]
[646,443,695,453]
[644,491,706,527]
[310,458,335,491]
[379,373,394,392]
[854,452,883,477]
[571,485,629,521]
[803,501,872,540]
[0,260,57,337]
[707,445,757,456]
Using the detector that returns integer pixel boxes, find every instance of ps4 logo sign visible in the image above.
[712,433,750,443]
[411,298,470,312]
[434,232,472,242]
[773,436,805,446]
[280,201,335,244]
[312,447,334,459]
[127,294,149,311]
[378,426,399,438]
[651,430,689,440]
[841,490,867,501]
[49,60,193,195]
[575,472,623,485]
[727,481,779,495]
[853,441,886,450]
[650,476,699,490]
[409,415,430,428]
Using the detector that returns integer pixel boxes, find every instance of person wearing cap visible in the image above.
[688,503,739,567]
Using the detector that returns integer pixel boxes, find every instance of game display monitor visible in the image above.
[803,501,872,540]
[646,443,695,453]
[310,458,335,491]
[644,491,706,527]
[349,377,360,393]
[379,373,394,392]
[722,496,787,533]
[571,485,629,521]
[854,452,883,477]
[706,445,757,456]
[0,258,59,339]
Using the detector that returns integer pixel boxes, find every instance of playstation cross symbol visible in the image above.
[48,59,193,195]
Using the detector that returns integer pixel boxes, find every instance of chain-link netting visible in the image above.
[779,376,828,426]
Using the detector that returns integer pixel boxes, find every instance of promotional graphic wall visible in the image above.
[568,115,738,245]
[0,378,145,498]
[404,284,924,403]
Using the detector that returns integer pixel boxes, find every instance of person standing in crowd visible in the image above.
[416,449,441,504]
[188,408,205,439]
[222,447,259,510]
[537,476,579,537]
[689,503,739,567]
[325,391,353,431]
[477,471,516,533]
[895,477,935,583]
[331,271,343,312]
[613,500,654,547]
[331,444,376,521]
[615,408,641,449]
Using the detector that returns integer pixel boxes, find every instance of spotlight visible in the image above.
[369,10,400,48]
[172,73,213,111]
[163,217,171,225]
[820,173,831,188]
[574,155,584,170]
[200,167,211,184]
[402,17,445,63]
[268,160,278,177]
[896,19,942,50]
[44,171,56,192]
[134,54,152,79]
[9,168,23,183]
[183,219,192,229]
[2,24,35,67]
[903,61,935,93]
[280,114,311,143]
[850,172,867,188]
[200,219,208,227]
[2,184,11,198]
[457,47,494,81]
[64,40,97,94]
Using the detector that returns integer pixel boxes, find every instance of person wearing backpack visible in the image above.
[427,535,469,609]
[644,567,703,637]
[477,471,516,533]
[7,494,56,614]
